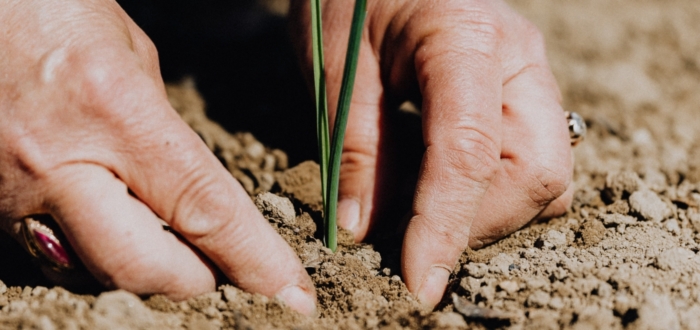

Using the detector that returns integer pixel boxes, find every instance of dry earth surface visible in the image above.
[3,0,700,329]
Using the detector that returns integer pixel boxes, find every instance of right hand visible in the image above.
[290,0,573,308]
[0,0,315,315]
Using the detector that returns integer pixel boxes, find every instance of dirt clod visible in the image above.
[629,190,672,222]
[255,192,296,226]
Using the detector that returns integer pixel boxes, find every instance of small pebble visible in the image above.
[548,297,565,310]
[245,141,266,161]
[546,230,567,249]
[655,247,695,271]
[262,154,276,172]
[629,190,671,222]
[498,281,519,295]
[479,285,496,303]
[44,290,58,301]
[254,192,296,226]
[613,293,631,315]
[464,263,488,278]
[489,254,515,274]
[526,277,550,291]
[202,306,221,319]
[633,292,680,329]
[31,287,48,297]
[600,213,637,226]
[222,286,239,302]
[596,282,613,298]
[665,219,680,234]
[460,277,482,293]
[432,312,468,328]
[526,290,551,308]
[271,149,288,170]
[21,286,32,298]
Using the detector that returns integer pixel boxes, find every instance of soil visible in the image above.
[3,0,700,328]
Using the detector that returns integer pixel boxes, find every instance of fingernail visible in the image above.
[338,199,360,233]
[416,266,451,309]
[276,285,317,316]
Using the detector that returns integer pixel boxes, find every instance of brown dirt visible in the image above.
[3,0,700,328]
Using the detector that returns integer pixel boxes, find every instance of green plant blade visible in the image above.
[311,0,330,246]
[326,0,368,252]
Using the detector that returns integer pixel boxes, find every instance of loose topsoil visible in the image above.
[3,0,700,328]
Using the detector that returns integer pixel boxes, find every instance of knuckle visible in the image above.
[136,35,159,60]
[439,0,504,39]
[459,8,504,48]
[417,215,469,250]
[73,49,154,120]
[168,170,239,239]
[131,32,161,74]
[524,160,572,208]
[340,148,376,175]
[411,1,504,66]
[436,129,500,184]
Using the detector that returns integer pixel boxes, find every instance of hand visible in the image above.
[0,0,315,315]
[290,0,573,308]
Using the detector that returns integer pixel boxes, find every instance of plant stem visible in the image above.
[310,0,330,247]
[325,0,367,252]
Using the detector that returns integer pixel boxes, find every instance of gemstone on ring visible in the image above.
[566,111,586,146]
[21,216,74,272]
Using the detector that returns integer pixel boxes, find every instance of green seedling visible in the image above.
[311,0,367,252]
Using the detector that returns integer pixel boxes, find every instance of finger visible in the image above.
[535,181,574,220]
[467,67,573,248]
[89,74,316,315]
[325,42,391,241]
[402,31,504,307]
[317,1,412,241]
[43,164,216,300]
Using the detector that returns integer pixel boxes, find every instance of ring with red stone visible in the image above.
[20,216,75,272]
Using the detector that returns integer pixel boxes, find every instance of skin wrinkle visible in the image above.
[291,0,573,306]
[416,149,491,213]
[167,165,229,236]
[527,173,567,207]
[0,1,321,313]
[503,62,541,87]
[45,165,215,298]
[442,142,499,182]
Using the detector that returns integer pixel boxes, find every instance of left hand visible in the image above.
[290,0,574,308]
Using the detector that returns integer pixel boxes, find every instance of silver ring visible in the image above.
[566,111,586,146]
[20,216,75,272]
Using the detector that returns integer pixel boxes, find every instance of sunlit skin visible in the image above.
[290,0,573,307]
[0,0,572,313]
